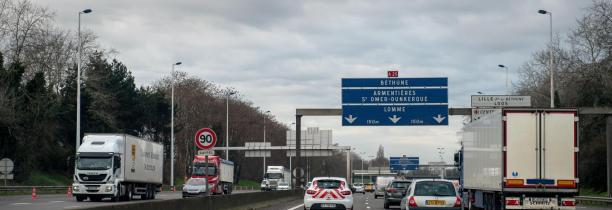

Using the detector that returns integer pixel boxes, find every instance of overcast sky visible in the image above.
[35,0,592,163]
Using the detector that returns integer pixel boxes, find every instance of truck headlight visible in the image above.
[73,185,79,192]
[105,185,113,192]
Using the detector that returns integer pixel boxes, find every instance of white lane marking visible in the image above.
[64,206,82,209]
[367,206,371,209]
[11,203,32,205]
[365,202,369,205]
[50,201,65,203]
[287,203,303,210]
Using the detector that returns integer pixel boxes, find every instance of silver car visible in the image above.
[400,179,461,210]
[182,178,209,198]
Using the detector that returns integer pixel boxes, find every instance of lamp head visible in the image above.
[82,9,92,14]
[538,10,548,14]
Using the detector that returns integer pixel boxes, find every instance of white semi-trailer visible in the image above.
[462,109,578,210]
[72,134,163,202]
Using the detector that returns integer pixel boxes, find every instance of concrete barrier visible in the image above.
[75,189,304,210]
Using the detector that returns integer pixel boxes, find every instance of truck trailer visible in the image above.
[72,134,163,202]
[191,155,234,194]
[462,109,578,210]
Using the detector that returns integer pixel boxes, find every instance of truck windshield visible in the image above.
[265,173,283,179]
[77,157,112,170]
[193,164,216,176]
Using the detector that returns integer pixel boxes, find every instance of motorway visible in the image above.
[1,191,608,210]
[257,192,611,210]
[0,190,255,210]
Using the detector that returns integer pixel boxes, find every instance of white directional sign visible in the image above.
[471,108,500,121]
[471,95,531,108]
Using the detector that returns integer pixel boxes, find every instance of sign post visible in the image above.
[0,158,14,186]
[342,78,448,126]
[194,128,217,196]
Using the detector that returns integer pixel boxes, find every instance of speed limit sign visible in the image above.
[194,128,217,150]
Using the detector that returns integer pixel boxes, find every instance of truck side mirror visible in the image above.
[114,156,121,169]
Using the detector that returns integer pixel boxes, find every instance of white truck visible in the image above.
[72,134,163,202]
[261,166,290,191]
[462,109,578,210]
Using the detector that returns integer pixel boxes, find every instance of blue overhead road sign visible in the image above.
[342,77,448,126]
[390,156,419,171]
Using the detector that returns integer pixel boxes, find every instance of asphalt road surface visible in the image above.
[0,190,255,210]
[257,192,612,210]
[2,191,608,210]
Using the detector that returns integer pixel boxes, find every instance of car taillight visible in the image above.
[386,188,397,193]
[341,190,351,195]
[505,197,520,206]
[408,196,417,207]
[306,189,316,194]
[453,196,461,207]
[561,199,576,206]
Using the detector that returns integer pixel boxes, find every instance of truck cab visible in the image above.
[261,166,290,191]
[73,136,123,201]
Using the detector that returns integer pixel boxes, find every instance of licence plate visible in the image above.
[321,203,336,208]
[527,197,554,206]
[426,200,445,205]
[86,186,98,190]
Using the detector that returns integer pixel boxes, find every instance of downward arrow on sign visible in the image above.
[388,115,401,124]
[344,115,357,124]
[433,114,446,123]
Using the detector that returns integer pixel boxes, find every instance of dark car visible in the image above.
[383,180,412,209]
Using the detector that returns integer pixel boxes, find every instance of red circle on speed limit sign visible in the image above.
[194,128,217,150]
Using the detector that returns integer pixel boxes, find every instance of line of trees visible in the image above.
[0,0,362,184]
[515,1,611,192]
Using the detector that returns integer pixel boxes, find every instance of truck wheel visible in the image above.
[76,195,86,202]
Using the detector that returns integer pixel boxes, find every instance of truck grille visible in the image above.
[270,180,278,186]
[78,174,108,182]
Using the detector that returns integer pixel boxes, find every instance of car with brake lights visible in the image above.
[304,177,353,210]
[383,180,412,209]
[401,179,461,210]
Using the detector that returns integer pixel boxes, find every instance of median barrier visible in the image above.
[75,189,304,210]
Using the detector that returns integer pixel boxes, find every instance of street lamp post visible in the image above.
[76,8,92,154]
[170,61,182,188]
[539,9,554,108]
[360,152,365,183]
[225,91,235,160]
[263,110,270,176]
[498,64,509,94]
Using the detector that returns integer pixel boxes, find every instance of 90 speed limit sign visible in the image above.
[194,128,217,150]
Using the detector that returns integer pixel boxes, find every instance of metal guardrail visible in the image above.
[576,196,612,206]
